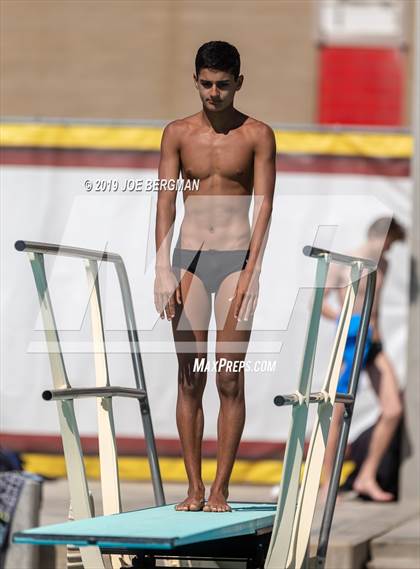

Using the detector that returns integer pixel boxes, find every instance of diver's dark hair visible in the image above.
[195,41,241,80]
[368,217,406,241]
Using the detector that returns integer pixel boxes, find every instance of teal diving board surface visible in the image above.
[13,502,276,550]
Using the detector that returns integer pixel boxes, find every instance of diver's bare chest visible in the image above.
[180,130,254,181]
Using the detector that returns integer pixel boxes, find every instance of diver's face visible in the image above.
[194,68,242,112]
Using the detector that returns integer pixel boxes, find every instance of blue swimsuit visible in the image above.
[337,314,373,394]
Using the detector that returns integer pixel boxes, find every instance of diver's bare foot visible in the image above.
[175,487,205,511]
[203,487,232,512]
[353,478,394,502]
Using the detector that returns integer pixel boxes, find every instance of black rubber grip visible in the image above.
[274,395,285,406]
[14,240,26,251]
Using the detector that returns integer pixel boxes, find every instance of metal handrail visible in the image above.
[15,239,165,508]
[15,240,122,263]
[303,245,377,270]
[42,386,147,401]
[274,392,354,407]
[315,267,377,569]
[269,244,377,569]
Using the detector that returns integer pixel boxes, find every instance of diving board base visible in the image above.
[119,532,271,568]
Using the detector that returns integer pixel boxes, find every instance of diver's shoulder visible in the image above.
[163,114,201,137]
[243,117,276,151]
[244,117,275,140]
[245,116,274,132]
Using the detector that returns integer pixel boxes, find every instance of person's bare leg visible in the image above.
[203,271,253,512]
[353,352,403,501]
[319,404,345,501]
[171,269,211,511]
[175,351,207,511]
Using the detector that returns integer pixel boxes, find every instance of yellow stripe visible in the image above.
[0,123,412,158]
[274,131,412,158]
[22,454,355,487]
[0,124,163,151]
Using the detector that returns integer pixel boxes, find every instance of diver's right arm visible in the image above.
[154,122,182,319]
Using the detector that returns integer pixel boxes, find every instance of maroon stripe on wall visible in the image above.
[276,154,410,177]
[0,147,410,177]
[0,432,288,460]
[0,148,160,169]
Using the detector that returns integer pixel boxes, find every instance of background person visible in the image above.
[321,217,405,502]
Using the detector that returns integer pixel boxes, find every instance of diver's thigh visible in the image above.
[171,268,212,346]
[214,271,253,354]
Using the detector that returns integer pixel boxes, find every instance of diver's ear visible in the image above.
[236,75,244,91]
[193,74,198,89]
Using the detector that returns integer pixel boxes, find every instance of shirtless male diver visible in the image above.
[154,41,276,512]
[321,217,405,502]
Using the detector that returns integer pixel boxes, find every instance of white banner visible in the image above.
[1,165,411,445]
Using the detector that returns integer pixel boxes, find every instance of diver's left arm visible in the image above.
[246,123,276,274]
[233,124,276,321]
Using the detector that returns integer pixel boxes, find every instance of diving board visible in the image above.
[14,503,276,567]
[13,242,377,569]
[14,502,276,550]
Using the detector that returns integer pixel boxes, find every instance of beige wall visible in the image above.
[0,0,414,126]
[0,0,317,124]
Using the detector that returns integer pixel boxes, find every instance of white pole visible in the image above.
[401,0,420,501]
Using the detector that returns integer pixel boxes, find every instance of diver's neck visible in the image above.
[201,105,239,133]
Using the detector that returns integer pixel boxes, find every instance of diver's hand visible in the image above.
[230,268,260,322]
[154,268,181,320]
